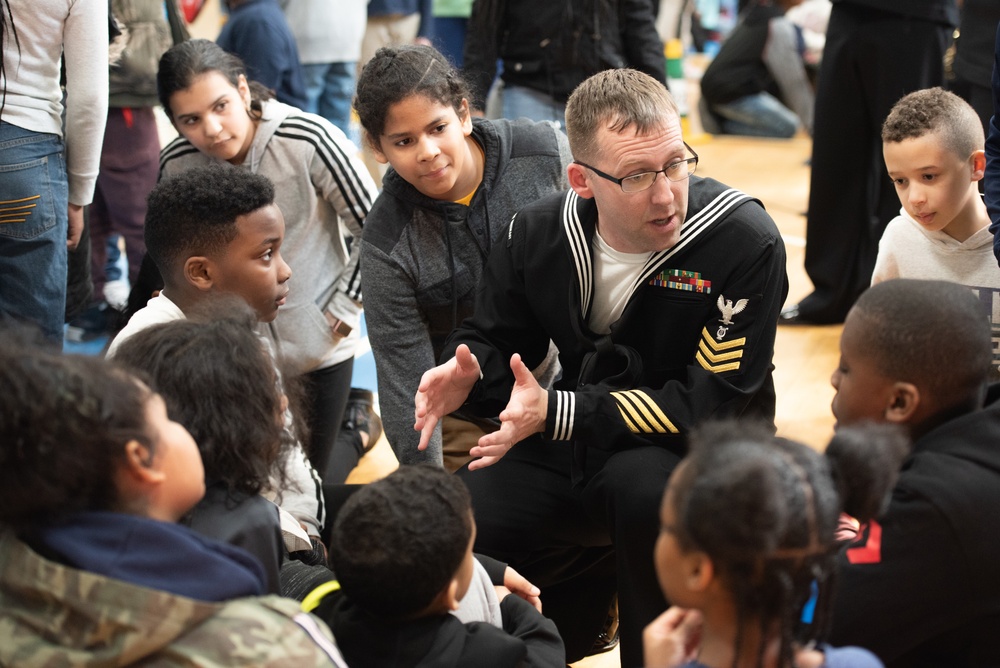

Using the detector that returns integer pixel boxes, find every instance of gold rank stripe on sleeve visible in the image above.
[611,390,679,434]
[696,327,745,373]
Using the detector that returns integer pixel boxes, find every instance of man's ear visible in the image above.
[970,149,986,182]
[885,382,920,424]
[567,162,594,199]
[183,256,214,292]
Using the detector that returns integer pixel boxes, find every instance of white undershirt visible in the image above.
[588,231,653,334]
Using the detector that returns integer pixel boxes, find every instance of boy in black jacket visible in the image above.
[828,278,1000,666]
[310,465,565,667]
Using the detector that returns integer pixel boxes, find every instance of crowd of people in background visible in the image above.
[2,0,1000,666]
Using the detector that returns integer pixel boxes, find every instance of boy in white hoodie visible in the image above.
[872,87,998,373]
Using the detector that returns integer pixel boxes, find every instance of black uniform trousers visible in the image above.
[798,3,950,323]
[457,439,680,668]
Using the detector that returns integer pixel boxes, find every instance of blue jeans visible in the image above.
[0,122,68,341]
[502,84,566,130]
[710,92,799,139]
[301,61,357,141]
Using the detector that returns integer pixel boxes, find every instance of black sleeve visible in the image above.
[621,0,667,86]
[475,552,509,585]
[499,595,566,667]
[462,0,503,111]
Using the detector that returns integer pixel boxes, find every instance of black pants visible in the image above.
[457,440,680,667]
[799,4,951,322]
[302,358,356,484]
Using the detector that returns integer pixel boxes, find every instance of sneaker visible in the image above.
[342,387,382,453]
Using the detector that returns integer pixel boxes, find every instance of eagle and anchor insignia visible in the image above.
[716,295,748,340]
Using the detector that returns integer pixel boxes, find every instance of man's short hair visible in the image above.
[882,87,984,159]
[564,68,678,164]
[144,166,276,279]
[328,465,473,620]
[852,279,991,405]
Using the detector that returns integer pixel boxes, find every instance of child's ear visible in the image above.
[237,74,252,112]
[685,552,715,593]
[567,162,595,199]
[970,149,986,182]
[183,256,214,292]
[120,440,165,486]
[426,578,462,613]
[885,382,920,424]
[458,98,473,135]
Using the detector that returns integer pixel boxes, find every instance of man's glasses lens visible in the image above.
[620,158,698,193]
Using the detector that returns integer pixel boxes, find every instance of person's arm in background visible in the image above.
[763,16,814,135]
[985,23,1000,264]
[621,0,668,87]
[461,0,502,112]
[64,0,110,248]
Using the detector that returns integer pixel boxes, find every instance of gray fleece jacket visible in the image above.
[159,100,377,375]
[360,117,571,464]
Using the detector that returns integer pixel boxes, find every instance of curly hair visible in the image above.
[143,165,275,280]
[850,279,992,410]
[112,309,283,497]
[882,87,984,159]
[0,334,153,531]
[329,464,473,620]
[667,420,908,668]
[157,38,273,122]
[354,44,471,154]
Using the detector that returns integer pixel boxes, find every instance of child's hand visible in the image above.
[643,607,703,668]
[503,565,542,612]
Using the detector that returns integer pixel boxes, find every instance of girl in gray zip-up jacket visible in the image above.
[355,44,570,468]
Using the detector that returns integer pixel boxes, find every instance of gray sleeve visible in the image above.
[360,239,444,465]
[763,17,814,136]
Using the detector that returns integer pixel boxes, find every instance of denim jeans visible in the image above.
[301,61,357,142]
[502,84,566,130]
[710,91,800,139]
[0,122,68,341]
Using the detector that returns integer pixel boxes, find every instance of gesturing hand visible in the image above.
[468,353,547,470]
[414,344,481,451]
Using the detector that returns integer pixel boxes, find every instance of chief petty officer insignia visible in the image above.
[695,294,750,374]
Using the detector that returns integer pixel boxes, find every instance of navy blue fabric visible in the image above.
[34,511,267,601]
[367,0,433,38]
[216,0,307,110]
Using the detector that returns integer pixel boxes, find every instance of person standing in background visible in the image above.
[431,0,472,67]
[0,0,108,342]
[461,0,665,127]
[281,0,368,140]
[779,0,957,325]
[216,0,307,110]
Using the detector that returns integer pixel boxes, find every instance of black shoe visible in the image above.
[589,596,620,655]
[342,388,382,453]
[779,302,846,326]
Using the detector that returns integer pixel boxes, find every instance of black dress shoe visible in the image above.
[778,303,814,325]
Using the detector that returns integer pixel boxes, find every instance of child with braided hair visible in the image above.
[644,421,907,668]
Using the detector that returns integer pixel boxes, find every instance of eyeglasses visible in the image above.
[574,142,699,193]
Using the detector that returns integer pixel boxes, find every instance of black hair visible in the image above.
[0,330,154,531]
[851,279,992,406]
[144,165,275,278]
[354,44,471,152]
[329,464,473,620]
[157,38,273,121]
[668,420,908,668]
[112,307,283,497]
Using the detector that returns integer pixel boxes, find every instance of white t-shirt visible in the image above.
[588,231,653,334]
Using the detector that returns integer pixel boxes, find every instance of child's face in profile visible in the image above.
[170,71,256,166]
[883,130,983,241]
[144,392,205,521]
[654,471,697,607]
[210,203,292,323]
[372,94,477,202]
[830,310,896,428]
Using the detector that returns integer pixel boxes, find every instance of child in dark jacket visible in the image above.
[309,464,566,667]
